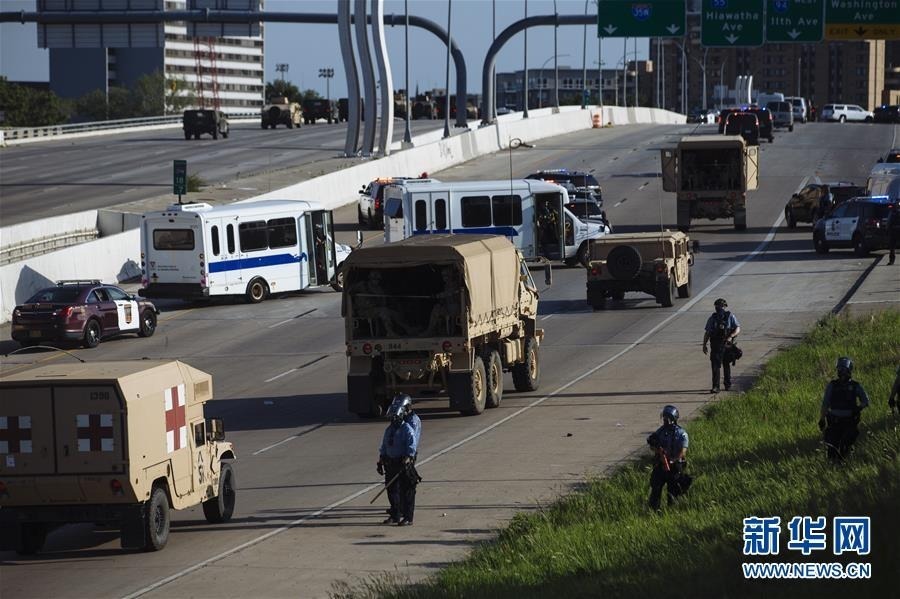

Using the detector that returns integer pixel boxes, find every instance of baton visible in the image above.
[369,470,402,504]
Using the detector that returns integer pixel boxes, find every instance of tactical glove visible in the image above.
[377,462,384,476]
[818,418,827,432]
[702,345,708,355]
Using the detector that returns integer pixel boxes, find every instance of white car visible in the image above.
[785,96,807,123]
[820,104,875,123]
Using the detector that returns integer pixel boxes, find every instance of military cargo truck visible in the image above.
[342,235,546,418]
[0,360,235,554]
[660,135,759,231]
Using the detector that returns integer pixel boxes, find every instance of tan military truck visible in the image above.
[261,95,303,129]
[342,234,548,418]
[660,135,759,231]
[0,360,236,554]
[586,231,695,310]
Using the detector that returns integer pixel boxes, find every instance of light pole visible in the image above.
[615,52,638,107]
[553,0,559,109]
[276,63,289,83]
[581,0,589,109]
[539,54,569,109]
[443,0,452,138]
[674,42,709,111]
[318,67,334,103]
[523,0,528,117]
[403,0,411,144]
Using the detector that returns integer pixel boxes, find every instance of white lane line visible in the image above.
[252,435,298,455]
[613,198,628,207]
[122,213,785,599]
[267,318,296,329]
[638,182,648,190]
[540,313,555,321]
[263,368,297,383]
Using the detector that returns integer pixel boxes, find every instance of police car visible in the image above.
[813,196,893,256]
[525,169,602,200]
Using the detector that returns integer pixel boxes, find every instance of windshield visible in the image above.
[26,287,83,303]
[565,201,602,218]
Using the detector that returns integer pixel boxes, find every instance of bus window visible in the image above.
[153,229,194,250]
[461,195,491,227]
[268,217,297,248]
[211,225,220,256]
[385,197,403,219]
[414,199,428,232]
[492,195,523,226]
[435,198,447,229]
[239,220,268,252]
[226,224,235,253]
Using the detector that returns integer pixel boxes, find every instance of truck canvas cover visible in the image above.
[342,234,520,331]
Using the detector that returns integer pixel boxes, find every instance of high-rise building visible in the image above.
[49,0,263,115]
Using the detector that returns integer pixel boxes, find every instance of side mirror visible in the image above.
[356,230,364,248]
[208,418,225,442]
[544,263,553,286]
[692,240,701,252]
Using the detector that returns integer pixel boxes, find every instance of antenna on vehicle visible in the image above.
[4,346,86,363]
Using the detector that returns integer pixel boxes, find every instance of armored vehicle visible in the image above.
[261,96,302,129]
[660,135,759,231]
[0,360,236,554]
[342,235,547,418]
[586,231,695,310]
[302,98,338,124]
[182,109,229,140]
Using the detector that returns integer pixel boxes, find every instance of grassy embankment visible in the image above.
[337,310,900,599]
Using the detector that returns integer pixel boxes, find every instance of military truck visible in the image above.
[182,109,229,140]
[660,135,759,231]
[0,360,236,554]
[586,231,695,310]
[261,96,303,129]
[342,235,548,418]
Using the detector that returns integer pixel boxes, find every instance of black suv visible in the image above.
[746,107,774,142]
[813,196,893,256]
[302,99,338,124]
[785,182,867,228]
[874,105,900,124]
[525,169,602,201]
[724,112,760,146]
[182,109,229,140]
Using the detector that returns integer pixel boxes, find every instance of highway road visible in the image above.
[0,119,446,226]
[0,120,896,598]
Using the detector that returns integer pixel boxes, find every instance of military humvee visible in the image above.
[0,360,235,554]
[261,96,303,129]
[586,231,695,310]
[342,235,548,417]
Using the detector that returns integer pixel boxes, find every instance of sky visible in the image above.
[0,0,648,95]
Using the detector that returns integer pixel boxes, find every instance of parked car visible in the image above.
[10,281,159,348]
[766,101,794,131]
[820,104,875,123]
[182,109,229,140]
[302,98,338,124]
[813,195,893,255]
[873,104,900,124]
[724,112,760,146]
[565,197,611,230]
[784,182,867,228]
[525,169,602,199]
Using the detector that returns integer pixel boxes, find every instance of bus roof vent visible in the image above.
[166,202,213,212]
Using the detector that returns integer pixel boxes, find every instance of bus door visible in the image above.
[412,193,431,235]
[384,195,406,242]
[207,218,242,290]
[431,194,450,233]
[534,192,565,260]
[305,210,336,286]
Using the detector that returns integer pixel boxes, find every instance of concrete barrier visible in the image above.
[0,106,686,323]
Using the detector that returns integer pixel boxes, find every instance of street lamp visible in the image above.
[674,42,709,112]
[615,52,638,107]
[318,67,334,103]
[538,53,569,109]
[276,63,289,83]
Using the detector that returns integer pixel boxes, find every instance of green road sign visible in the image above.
[766,0,825,42]
[173,160,187,196]
[825,1,900,40]
[598,1,686,38]
[701,0,765,47]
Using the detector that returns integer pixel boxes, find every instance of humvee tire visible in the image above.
[607,245,642,280]
[184,130,191,140]
[144,486,170,551]
[657,275,676,308]
[17,523,48,555]
[734,208,747,231]
[484,350,504,409]
[677,270,692,299]
[139,310,157,337]
[591,294,607,310]
[512,336,540,392]
[202,463,236,524]
[453,359,487,416]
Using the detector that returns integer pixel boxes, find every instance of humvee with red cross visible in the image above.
[0,360,236,554]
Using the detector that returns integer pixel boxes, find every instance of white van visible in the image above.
[140,200,352,302]
[383,179,611,266]
[785,96,807,123]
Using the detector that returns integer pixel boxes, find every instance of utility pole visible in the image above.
[403,0,411,144]
[443,0,452,138]
[523,0,529,117]
[276,63,289,83]
[553,0,559,110]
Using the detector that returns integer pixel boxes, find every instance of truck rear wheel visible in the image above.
[734,208,747,231]
[484,350,504,409]
[456,359,487,415]
[144,486,170,551]
[203,463,236,524]
[657,275,676,307]
[17,523,48,555]
[512,336,540,392]
[245,278,269,303]
[677,270,692,299]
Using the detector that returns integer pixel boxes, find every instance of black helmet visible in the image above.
[714,298,728,308]
[387,394,413,424]
[836,357,853,377]
[661,405,679,425]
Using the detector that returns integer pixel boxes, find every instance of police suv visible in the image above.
[813,195,893,256]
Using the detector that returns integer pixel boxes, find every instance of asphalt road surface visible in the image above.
[0,119,446,226]
[0,120,896,598]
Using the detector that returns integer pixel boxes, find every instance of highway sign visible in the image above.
[598,1,687,38]
[701,0,765,47]
[825,2,900,40]
[173,160,187,197]
[766,0,825,42]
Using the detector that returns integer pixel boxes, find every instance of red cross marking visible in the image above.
[77,414,113,451]
[0,416,32,453]
[165,385,186,451]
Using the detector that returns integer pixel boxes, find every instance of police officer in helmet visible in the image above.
[819,357,869,462]
[703,298,741,393]
[377,394,421,525]
[647,405,690,511]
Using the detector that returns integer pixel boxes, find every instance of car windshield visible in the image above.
[830,186,867,203]
[26,287,83,303]
[566,201,602,217]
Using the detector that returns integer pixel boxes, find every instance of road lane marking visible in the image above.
[252,421,333,456]
[263,355,329,383]
[638,183,648,190]
[540,313,555,321]
[123,212,787,599]
[613,198,628,207]
[267,308,317,329]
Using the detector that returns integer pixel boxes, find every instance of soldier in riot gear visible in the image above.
[889,365,900,415]
[703,298,741,393]
[377,394,421,525]
[647,405,690,511]
[818,357,870,462]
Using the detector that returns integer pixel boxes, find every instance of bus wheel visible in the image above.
[245,279,269,303]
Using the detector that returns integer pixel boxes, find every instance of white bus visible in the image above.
[140,200,352,302]
[382,179,611,266]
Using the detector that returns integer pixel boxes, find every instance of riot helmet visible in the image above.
[387,394,413,424]
[714,298,728,309]
[836,357,853,380]
[661,405,680,425]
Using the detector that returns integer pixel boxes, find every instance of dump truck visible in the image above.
[0,360,236,554]
[660,135,759,231]
[342,235,548,418]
